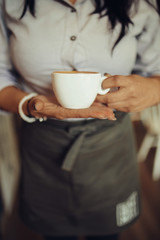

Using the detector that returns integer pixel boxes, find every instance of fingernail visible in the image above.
[107,116,117,121]
[33,104,37,110]
[98,115,107,119]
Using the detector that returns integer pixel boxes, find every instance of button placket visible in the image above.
[61,7,78,67]
[68,7,78,42]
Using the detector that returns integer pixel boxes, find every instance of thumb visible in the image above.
[34,99,44,111]
[104,73,112,78]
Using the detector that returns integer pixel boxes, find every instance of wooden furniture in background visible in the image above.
[138,105,160,180]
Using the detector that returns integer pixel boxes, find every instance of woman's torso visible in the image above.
[1,0,159,94]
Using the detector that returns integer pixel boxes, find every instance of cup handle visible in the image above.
[98,76,110,95]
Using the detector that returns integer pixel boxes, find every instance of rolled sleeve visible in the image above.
[134,8,160,76]
[0,6,17,91]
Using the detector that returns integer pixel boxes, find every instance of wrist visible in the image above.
[150,76,160,105]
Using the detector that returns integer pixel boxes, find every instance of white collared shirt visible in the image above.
[0,0,160,95]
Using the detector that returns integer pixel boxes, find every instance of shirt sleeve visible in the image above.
[0,5,17,91]
[134,6,160,76]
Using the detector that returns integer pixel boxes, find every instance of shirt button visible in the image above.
[70,35,77,41]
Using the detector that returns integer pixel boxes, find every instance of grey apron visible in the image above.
[19,112,140,236]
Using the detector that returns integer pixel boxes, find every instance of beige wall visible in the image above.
[0,113,20,214]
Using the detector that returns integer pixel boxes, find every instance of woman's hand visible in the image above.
[96,74,160,112]
[27,95,116,120]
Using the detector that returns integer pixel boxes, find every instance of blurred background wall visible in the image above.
[0,113,20,235]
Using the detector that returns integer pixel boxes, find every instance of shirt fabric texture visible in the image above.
[0,0,160,95]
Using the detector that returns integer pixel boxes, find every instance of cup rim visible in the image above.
[52,71,100,75]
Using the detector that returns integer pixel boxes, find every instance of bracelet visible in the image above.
[18,93,38,123]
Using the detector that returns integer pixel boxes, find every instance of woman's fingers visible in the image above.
[57,104,116,120]
[34,100,44,111]
[104,73,112,78]
[27,95,116,120]
[97,88,128,104]
[102,75,127,89]
[28,96,50,117]
[98,74,160,112]
[107,101,142,112]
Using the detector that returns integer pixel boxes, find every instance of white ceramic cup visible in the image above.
[51,71,110,109]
